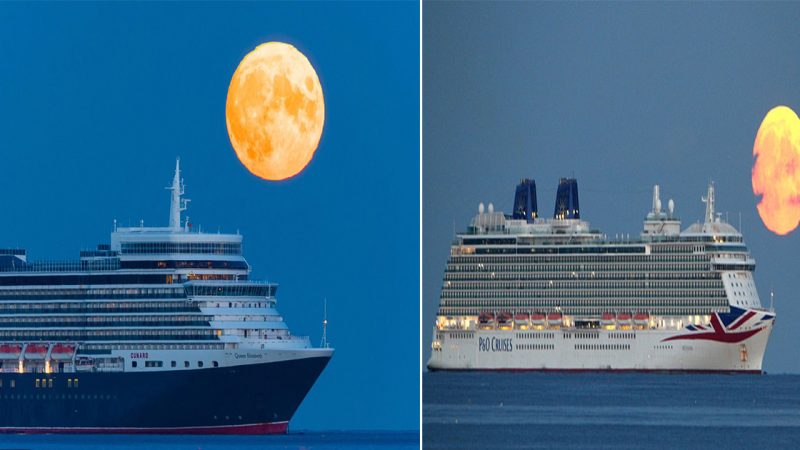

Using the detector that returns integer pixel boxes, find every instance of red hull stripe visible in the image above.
[430,368,762,374]
[710,314,724,332]
[0,421,288,435]
[661,326,764,344]
[729,311,757,331]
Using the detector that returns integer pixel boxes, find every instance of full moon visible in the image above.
[226,42,325,181]
[752,105,800,235]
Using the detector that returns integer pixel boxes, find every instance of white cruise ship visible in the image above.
[427,178,774,373]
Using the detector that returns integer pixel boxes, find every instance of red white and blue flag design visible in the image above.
[662,306,773,343]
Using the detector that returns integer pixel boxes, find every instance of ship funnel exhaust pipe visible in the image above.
[512,178,538,222]
[554,178,580,220]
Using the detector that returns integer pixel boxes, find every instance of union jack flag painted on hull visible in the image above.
[662,306,773,344]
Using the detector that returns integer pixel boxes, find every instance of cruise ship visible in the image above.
[428,178,774,373]
[0,160,333,433]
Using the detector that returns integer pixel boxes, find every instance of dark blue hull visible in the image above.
[0,356,331,434]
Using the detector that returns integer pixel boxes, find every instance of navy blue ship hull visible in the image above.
[0,355,330,434]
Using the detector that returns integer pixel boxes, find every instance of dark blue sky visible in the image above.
[423,2,800,372]
[0,2,419,430]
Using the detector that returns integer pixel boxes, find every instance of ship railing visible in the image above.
[185,280,275,285]
[0,259,121,273]
[264,335,310,343]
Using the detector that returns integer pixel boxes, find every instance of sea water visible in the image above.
[423,372,800,449]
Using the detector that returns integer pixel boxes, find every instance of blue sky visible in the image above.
[0,2,419,430]
[423,2,800,373]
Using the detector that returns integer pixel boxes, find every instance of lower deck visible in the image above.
[0,354,331,433]
[428,311,773,372]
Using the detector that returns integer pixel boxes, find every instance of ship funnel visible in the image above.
[512,178,538,222]
[553,178,580,220]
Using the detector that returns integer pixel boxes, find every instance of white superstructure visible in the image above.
[0,159,333,375]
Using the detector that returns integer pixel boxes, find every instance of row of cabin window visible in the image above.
[27,378,78,388]
[441,289,728,298]
[1,393,116,400]
[439,308,720,316]
[132,360,219,369]
[441,298,728,306]
[446,264,711,273]
[446,280,725,289]
[444,272,722,281]
[448,254,709,264]
[83,343,224,351]
[120,242,242,255]
[0,315,212,324]
[0,288,185,299]
[0,304,198,313]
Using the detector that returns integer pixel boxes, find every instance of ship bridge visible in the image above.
[106,159,250,282]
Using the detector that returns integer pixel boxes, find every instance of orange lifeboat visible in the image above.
[601,312,616,328]
[547,312,563,328]
[50,344,76,360]
[0,344,22,359]
[24,343,48,360]
[617,313,632,329]
[497,312,513,330]
[634,313,650,328]
[514,313,530,328]
[478,312,496,329]
[531,313,546,328]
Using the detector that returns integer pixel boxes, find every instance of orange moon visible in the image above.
[752,105,800,235]
[226,42,325,181]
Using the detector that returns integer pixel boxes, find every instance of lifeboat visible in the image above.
[634,313,650,328]
[514,313,530,329]
[478,312,496,329]
[600,312,616,328]
[617,313,632,329]
[547,312,563,328]
[24,343,48,360]
[497,312,513,330]
[50,344,76,360]
[531,313,546,328]
[0,344,22,360]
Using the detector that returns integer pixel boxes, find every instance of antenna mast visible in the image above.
[770,288,775,312]
[701,181,715,224]
[320,298,329,348]
[167,158,190,230]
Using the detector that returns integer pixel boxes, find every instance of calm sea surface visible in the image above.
[0,431,419,450]
[423,372,800,449]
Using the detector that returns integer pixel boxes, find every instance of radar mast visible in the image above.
[167,158,190,230]
[701,181,715,224]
